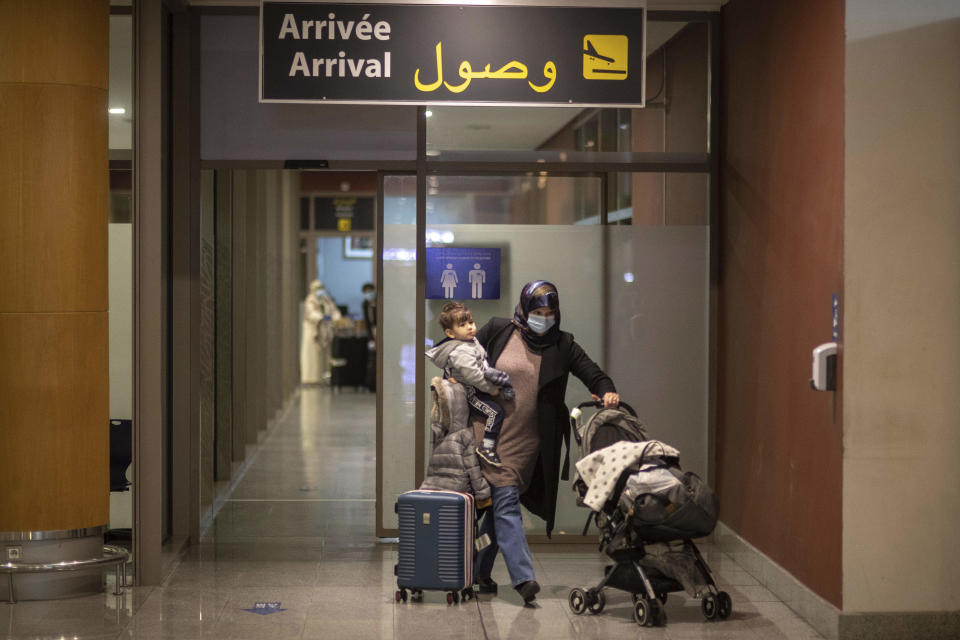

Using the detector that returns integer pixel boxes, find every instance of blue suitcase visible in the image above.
[394,489,476,604]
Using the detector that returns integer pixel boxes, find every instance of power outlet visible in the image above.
[6,546,22,561]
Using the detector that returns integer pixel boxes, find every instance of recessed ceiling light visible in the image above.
[424,110,433,117]
[108,108,126,115]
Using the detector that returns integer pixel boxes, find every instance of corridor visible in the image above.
[2,388,823,639]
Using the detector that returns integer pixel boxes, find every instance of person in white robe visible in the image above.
[300,279,342,384]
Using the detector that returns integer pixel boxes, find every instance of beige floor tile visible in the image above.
[6,388,827,640]
[715,569,761,587]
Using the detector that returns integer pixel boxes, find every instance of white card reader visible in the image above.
[810,342,838,391]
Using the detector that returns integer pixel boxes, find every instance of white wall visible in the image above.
[109,224,133,420]
[844,1,960,612]
[108,223,133,530]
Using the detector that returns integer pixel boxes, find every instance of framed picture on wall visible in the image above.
[344,235,374,259]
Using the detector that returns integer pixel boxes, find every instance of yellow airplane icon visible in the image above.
[583,35,628,80]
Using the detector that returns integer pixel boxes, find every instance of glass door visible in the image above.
[377,174,417,534]
[421,174,607,536]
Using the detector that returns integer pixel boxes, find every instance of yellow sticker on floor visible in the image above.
[583,35,628,80]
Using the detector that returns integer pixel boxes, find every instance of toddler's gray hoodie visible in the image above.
[425,338,501,395]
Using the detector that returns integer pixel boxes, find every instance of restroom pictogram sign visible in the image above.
[426,247,501,301]
[582,35,628,80]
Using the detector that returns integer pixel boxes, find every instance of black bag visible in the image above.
[624,443,718,542]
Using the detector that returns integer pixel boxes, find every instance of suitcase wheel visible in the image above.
[446,591,460,605]
[395,588,408,603]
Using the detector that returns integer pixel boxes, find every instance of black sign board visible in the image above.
[314,196,374,231]
[260,2,646,107]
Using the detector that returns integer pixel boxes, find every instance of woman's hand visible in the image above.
[592,392,620,408]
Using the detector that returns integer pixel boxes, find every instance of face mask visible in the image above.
[364,292,375,301]
[315,289,326,297]
[526,314,555,335]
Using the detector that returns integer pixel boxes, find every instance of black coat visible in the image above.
[476,318,616,537]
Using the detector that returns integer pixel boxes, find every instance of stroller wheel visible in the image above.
[701,593,719,620]
[633,598,650,626]
[717,591,732,619]
[587,589,605,614]
[568,588,588,615]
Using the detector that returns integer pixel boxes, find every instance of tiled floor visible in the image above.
[1,387,822,639]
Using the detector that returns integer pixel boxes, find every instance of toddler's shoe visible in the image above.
[476,445,503,467]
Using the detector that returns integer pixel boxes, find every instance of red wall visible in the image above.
[718,0,844,607]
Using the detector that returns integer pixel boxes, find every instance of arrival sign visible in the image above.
[260,1,646,107]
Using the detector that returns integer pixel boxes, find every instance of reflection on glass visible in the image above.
[380,175,418,530]
[424,20,709,155]
[424,175,601,225]
[107,11,134,562]
[605,223,709,477]
[622,173,708,226]
[422,174,607,535]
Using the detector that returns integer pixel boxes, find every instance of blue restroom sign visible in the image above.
[426,248,500,301]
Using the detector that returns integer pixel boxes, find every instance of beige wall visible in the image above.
[844,4,960,613]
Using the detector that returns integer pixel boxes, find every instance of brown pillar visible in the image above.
[0,0,110,598]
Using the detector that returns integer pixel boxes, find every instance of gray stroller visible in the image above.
[567,400,732,627]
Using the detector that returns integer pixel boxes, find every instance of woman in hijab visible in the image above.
[470,280,619,604]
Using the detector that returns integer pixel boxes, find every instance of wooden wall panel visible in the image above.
[0,0,109,89]
[0,313,109,531]
[0,0,109,536]
[0,84,108,313]
[0,86,24,278]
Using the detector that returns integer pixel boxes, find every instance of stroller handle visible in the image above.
[573,400,637,417]
[569,399,638,447]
